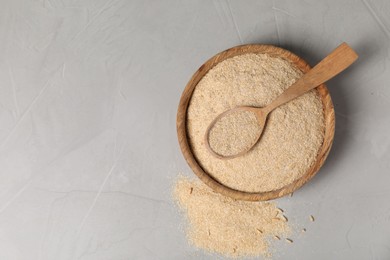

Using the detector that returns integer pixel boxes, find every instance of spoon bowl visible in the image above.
[204,106,267,159]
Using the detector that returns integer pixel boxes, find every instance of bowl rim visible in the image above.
[176,44,335,201]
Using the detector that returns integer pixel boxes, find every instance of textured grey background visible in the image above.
[0,0,389,259]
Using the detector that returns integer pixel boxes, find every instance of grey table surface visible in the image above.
[0,0,389,259]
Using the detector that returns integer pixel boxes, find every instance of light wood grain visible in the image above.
[177,44,336,201]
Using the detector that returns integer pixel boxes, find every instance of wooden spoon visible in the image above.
[205,42,358,159]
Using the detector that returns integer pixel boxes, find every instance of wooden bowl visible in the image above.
[176,44,335,201]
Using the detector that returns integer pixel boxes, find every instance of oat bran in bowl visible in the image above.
[176,44,335,201]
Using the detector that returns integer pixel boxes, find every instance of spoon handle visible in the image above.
[265,42,358,113]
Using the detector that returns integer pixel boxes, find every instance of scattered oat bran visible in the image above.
[310,215,315,222]
[187,53,325,193]
[173,176,290,258]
